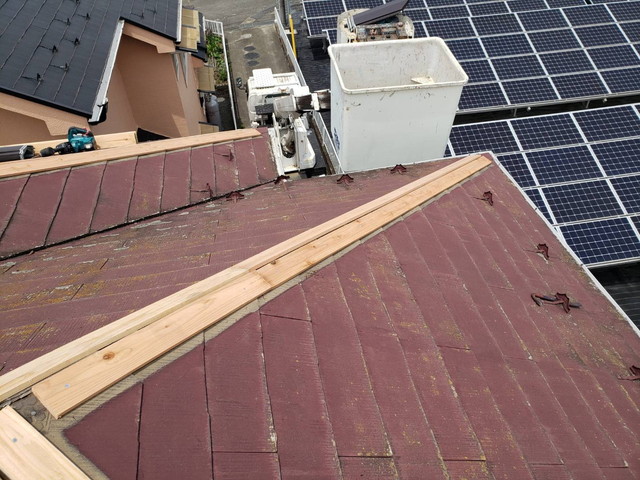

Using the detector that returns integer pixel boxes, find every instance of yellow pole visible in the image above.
[289,14,297,58]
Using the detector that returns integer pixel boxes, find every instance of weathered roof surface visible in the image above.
[0,157,456,375]
[57,161,640,479]
[0,0,179,116]
[0,131,276,259]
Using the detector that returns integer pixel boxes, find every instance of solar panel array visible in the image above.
[448,104,640,266]
[303,0,640,113]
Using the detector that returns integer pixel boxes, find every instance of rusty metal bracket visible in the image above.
[226,191,245,203]
[536,243,549,260]
[390,164,407,174]
[474,191,494,206]
[337,174,354,185]
[531,292,581,313]
[618,365,640,381]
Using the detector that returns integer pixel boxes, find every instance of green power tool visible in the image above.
[40,127,96,157]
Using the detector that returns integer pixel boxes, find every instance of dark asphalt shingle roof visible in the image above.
[0,0,180,117]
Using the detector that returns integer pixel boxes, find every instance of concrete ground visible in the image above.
[186,0,299,128]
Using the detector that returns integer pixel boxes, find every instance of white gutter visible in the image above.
[89,19,124,123]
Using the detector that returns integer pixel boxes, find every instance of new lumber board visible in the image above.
[0,154,487,404]
[0,129,261,179]
[31,155,492,418]
[0,406,90,479]
[4,131,138,153]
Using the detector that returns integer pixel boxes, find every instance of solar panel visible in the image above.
[446,38,485,59]
[540,50,594,75]
[307,16,337,35]
[563,4,614,26]
[592,138,640,175]
[499,153,537,187]
[502,78,558,104]
[510,115,583,149]
[528,29,582,52]
[607,1,640,22]
[518,10,569,31]
[507,0,548,12]
[304,0,345,18]
[481,34,534,57]
[600,67,640,93]
[552,72,609,98]
[525,189,553,221]
[574,24,628,47]
[468,2,509,16]
[326,28,338,43]
[449,121,519,154]
[444,103,640,265]
[472,14,522,36]
[413,21,427,37]
[546,0,586,7]
[424,0,464,6]
[406,0,427,7]
[587,45,640,69]
[344,0,383,8]
[526,146,603,185]
[574,106,640,141]
[460,59,497,82]
[429,5,468,18]
[424,18,475,38]
[492,55,546,80]
[620,21,640,42]
[543,180,623,223]
[611,176,640,213]
[458,83,508,109]
[405,8,431,20]
[560,218,640,265]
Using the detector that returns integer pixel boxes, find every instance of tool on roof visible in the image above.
[531,293,581,313]
[0,144,35,162]
[39,127,95,157]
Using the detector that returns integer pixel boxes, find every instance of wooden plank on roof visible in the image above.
[3,131,138,154]
[0,154,487,404]
[0,406,90,479]
[0,129,261,180]
[30,154,492,419]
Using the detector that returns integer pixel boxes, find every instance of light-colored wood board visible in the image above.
[0,154,486,403]
[197,65,216,92]
[200,123,220,134]
[3,131,138,153]
[0,129,261,179]
[0,406,90,479]
[180,26,199,50]
[32,156,491,418]
[182,8,200,27]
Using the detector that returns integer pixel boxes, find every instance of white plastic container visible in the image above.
[329,38,468,172]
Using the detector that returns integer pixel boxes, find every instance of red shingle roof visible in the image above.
[0,131,276,259]
[50,158,640,479]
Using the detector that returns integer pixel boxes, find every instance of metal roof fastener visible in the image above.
[531,292,581,313]
[390,164,407,174]
[337,174,354,185]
